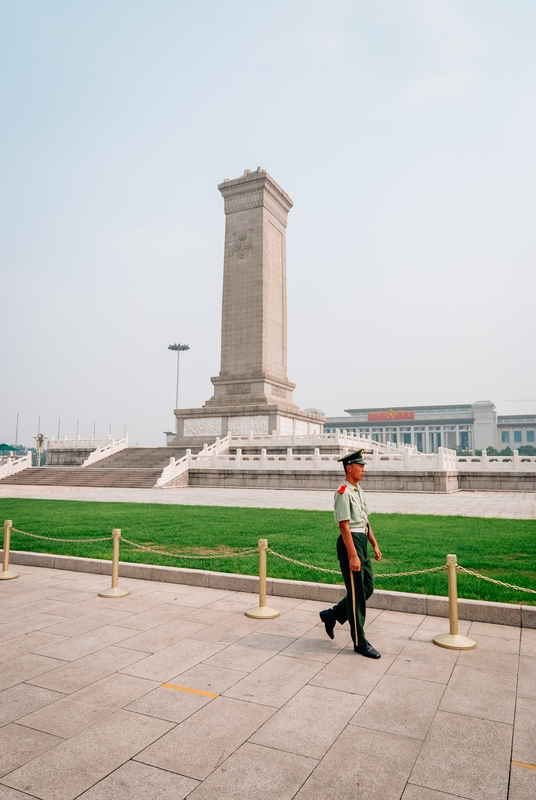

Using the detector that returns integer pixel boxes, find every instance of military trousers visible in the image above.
[330,532,374,648]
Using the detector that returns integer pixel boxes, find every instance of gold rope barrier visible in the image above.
[1,520,19,580]
[4,519,534,630]
[433,554,476,650]
[245,539,280,619]
[98,529,130,598]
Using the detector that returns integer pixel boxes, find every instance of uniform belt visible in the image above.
[349,527,367,534]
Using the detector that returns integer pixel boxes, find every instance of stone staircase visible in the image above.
[85,447,188,469]
[0,447,186,489]
[0,442,352,490]
[0,467,163,488]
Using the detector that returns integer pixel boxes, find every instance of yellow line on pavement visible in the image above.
[161,683,218,698]
[512,761,536,772]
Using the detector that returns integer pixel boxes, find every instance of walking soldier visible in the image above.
[319,449,383,658]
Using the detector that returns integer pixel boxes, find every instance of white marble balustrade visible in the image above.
[0,452,32,480]
[81,436,129,466]
[47,436,113,449]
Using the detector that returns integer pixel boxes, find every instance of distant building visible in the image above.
[324,401,536,453]
[497,415,536,450]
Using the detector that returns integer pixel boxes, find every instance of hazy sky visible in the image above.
[2,0,535,447]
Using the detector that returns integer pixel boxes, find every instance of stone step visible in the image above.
[86,447,188,469]
[0,468,163,488]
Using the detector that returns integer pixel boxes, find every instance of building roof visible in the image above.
[344,405,473,416]
[497,415,536,424]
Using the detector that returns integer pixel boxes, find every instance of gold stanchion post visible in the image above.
[245,539,280,619]
[433,554,476,650]
[0,520,19,580]
[98,529,130,598]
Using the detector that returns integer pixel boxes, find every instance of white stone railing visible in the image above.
[156,445,457,484]
[229,431,418,456]
[155,455,189,487]
[0,452,32,480]
[155,442,535,487]
[81,436,129,467]
[457,451,536,472]
[155,435,231,487]
[185,446,457,473]
[371,447,459,471]
[47,436,112,450]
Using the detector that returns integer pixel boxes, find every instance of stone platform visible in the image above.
[0,564,533,799]
[186,468,460,493]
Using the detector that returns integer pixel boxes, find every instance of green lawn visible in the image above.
[1,498,535,605]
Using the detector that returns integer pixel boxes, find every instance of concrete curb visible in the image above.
[5,549,536,628]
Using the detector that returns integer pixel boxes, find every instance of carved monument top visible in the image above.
[218,168,293,213]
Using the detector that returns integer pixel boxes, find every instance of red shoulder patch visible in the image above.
[337,484,347,494]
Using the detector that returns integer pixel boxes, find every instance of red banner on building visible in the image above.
[368,409,415,421]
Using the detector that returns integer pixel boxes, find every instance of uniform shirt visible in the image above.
[333,480,369,527]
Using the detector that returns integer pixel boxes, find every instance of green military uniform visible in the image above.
[319,449,380,657]
[331,479,374,648]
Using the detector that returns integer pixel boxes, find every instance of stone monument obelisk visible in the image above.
[170,168,324,447]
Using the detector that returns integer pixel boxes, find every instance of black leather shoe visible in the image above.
[354,643,381,659]
[319,610,335,640]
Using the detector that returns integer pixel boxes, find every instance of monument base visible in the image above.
[168,403,324,448]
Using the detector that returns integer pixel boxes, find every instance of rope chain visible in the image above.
[7,527,536,595]
[267,549,448,578]
[374,565,448,578]
[120,536,258,560]
[267,549,340,574]
[12,527,112,543]
[457,566,536,595]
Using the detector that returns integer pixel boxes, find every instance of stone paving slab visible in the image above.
[350,673,445,739]
[77,760,199,800]
[386,639,458,683]
[0,654,67,692]
[249,684,364,759]
[0,685,64,727]
[0,786,40,799]
[1,484,535,518]
[135,696,275,780]
[222,653,322,707]
[508,767,536,800]
[2,710,174,800]
[18,673,159,738]
[0,725,62,778]
[409,711,513,800]
[0,564,534,799]
[295,725,422,800]
[518,656,536,699]
[188,742,317,800]
[26,645,147,693]
[439,664,517,723]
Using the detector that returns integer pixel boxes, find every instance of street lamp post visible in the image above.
[168,343,190,410]
[33,432,46,467]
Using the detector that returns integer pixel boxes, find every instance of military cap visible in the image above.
[338,449,372,468]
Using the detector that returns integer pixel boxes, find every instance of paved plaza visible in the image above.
[0,564,534,800]
[0,484,535,518]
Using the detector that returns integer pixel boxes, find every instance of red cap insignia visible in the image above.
[337,484,347,494]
